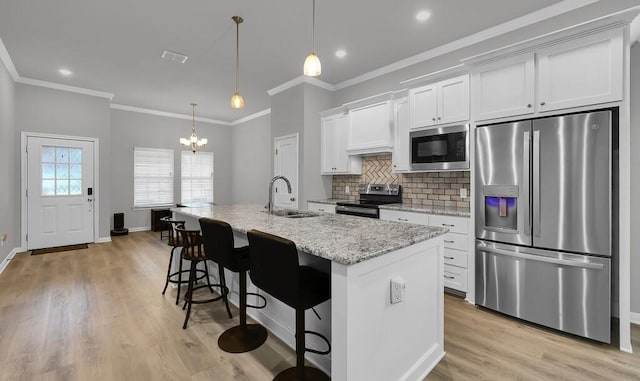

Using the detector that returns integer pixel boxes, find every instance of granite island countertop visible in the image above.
[172,204,448,266]
[379,203,471,217]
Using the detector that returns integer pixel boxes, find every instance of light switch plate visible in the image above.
[460,188,468,198]
[345,185,350,194]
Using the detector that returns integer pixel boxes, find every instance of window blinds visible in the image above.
[134,147,174,207]
[181,151,214,203]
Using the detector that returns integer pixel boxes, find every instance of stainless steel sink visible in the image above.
[264,209,320,218]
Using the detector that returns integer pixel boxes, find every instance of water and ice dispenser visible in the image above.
[482,185,519,232]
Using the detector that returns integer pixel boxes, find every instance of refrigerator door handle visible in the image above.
[533,130,541,237]
[523,131,530,235]
[476,243,604,270]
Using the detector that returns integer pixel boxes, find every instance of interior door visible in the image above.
[27,136,95,249]
[273,134,299,209]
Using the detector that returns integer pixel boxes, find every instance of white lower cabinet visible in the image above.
[380,209,469,293]
[307,202,336,214]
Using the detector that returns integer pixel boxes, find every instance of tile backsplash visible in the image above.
[332,154,471,208]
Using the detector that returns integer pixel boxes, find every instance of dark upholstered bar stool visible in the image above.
[199,218,268,353]
[176,226,230,329]
[247,229,331,381]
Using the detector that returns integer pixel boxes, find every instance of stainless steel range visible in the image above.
[336,184,401,219]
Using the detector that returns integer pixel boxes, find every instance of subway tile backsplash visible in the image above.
[332,154,471,208]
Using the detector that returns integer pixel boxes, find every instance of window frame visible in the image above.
[180,151,214,204]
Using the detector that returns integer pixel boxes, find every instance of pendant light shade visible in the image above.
[180,103,207,153]
[303,0,321,76]
[231,16,245,109]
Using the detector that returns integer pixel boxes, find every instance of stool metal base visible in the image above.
[274,366,329,381]
[218,324,268,353]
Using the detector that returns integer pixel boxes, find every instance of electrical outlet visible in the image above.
[390,276,406,304]
[460,188,468,199]
[345,185,350,194]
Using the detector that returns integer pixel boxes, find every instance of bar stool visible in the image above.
[176,226,230,329]
[199,218,268,353]
[247,229,331,381]
[161,217,207,305]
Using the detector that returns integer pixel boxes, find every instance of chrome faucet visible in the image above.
[268,175,292,214]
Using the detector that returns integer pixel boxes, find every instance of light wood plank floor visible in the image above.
[0,231,638,381]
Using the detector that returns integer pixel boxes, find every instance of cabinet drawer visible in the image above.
[308,203,336,214]
[443,232,467,251]
[430,215,468,234]
[443,248,467,268]
[444,264,467,292]
[379,209,429,225]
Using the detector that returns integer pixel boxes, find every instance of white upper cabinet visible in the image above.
[472,54,535,121]
[409,74,469,129]
[347,100,393,154]
[321,112,362,175]
[392,99,410,172]
[536,29,623,112]
[409,84,438,128]
[438,75,470,125]
[468,26,624,122]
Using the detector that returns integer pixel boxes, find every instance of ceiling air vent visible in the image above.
[161,50,188,64]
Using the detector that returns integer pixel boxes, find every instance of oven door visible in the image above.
[410,124,469,170]
[335,205,379,218]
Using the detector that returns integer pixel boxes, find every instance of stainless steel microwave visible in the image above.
[410,124,469,170]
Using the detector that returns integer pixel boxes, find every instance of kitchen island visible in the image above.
[172,204,447,381]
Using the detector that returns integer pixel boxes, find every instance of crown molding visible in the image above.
[110,103,231,126]
[17,77,114,100]
[267,75,336,96]
[0,36,19,81]
[230,108,271,126]
[333,0,599,91]
[400,65,467,88]
[631,13,640,43]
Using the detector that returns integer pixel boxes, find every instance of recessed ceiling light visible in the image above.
[58,68,73,76]
[335,49,347,58]
[416,10,431,22]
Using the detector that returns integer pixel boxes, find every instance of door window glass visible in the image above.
[41,146,82,196]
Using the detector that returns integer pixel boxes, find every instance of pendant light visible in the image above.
[180,103,208,153]
[303,0,321,76]
[231,16,245,109]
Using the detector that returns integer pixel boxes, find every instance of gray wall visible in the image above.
[0,60,17,260]
[231,113,271,204]
[110,109,232,229]
[302,84,334,203]
[15,84,112,239]
[630,43,640,315]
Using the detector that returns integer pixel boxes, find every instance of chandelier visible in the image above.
[180,103,208,153]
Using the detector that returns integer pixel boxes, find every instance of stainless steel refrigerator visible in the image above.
[475,110,615,343]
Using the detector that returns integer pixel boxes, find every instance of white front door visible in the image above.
[273,134,299,209]
[27,136,95,249]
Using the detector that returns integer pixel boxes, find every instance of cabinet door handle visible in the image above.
[290,197,296,202]
[527,103,532,108]
[540,101,546,106]
[442,223,455,227]
[444,240,455,243]
[444,256,455,260]
[432,117,436,121]
[398,218,409,222]
[444,275,455,280]
[437,117,441,120]
[318,208,325,212]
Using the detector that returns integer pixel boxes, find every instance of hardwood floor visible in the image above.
[0,231,638,381]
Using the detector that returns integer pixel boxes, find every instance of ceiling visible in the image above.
[0,0,584,122]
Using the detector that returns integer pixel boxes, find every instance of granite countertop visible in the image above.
[172,204,448,266]
[307,199,350,205]
[379,203,471,217]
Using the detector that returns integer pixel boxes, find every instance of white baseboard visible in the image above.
[403,344,445,381]
[0,247,22,275]
[96,237,112,243]
[631,312,640,326]
[129,226,151,232]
